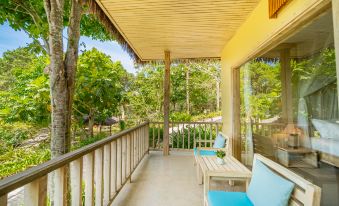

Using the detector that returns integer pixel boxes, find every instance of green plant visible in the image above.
[216,150,226,159]
[119,120,126,131]
[170,112,192,122]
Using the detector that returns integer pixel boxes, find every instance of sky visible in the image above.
[0,22,136,73]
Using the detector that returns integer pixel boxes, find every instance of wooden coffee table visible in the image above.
[196,155,252,203]
[276,146,318,168]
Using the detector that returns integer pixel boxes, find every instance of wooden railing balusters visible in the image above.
[110,141,116,198]
[187,124,191,149]
[152,124,155,148]
[0,194,7,206]
[0,122,149,206]
[209,124,213,147]
[54,166,67,206]
[84,152,94,206]
[94,148,103,206]
[103,144,111,205]
[70,159,82,206]
[24,175,47,206]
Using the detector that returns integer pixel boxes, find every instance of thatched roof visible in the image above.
[88,0,142,63]
[88,0,260,62]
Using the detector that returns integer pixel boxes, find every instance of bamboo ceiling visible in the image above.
[94,0,260,62]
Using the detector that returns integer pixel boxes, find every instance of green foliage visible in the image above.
[0,145,50,179]
[129,61,221,121]
[119,120,126,131]
[128,63,164,121]
[74,48,128,123]
[0,47,50,124]
[0,0,114,54]
[291,48,336,83]
[172,126,216,148]
[191,111,221,121]
[216,150,225,159]
[74,133,107,150]
[240,60,281,122]
[170,112,192,121]
[0,121,38,148]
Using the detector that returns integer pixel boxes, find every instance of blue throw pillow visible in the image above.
[247,160,295,206]
[213,133,226,148]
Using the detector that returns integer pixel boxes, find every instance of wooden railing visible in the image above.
[0,122,149,206]
[149,122,223,150]
[251,122,285,137]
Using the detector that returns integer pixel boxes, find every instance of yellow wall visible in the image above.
[220,0,331,153]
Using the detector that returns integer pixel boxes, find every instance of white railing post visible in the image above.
[84,152,94,206]
[94,148,103,206]
[70,158,83,206]
[110,141,117,197]
[54,166,67,206]
[103,144,111,205]
[24,175,47,206]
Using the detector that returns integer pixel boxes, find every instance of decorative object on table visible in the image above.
[288,133,299,148]
[216,150,226,165]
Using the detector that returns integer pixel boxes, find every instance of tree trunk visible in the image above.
[121,105,125,120]
[44,0,82,158]
[88,113,95,137]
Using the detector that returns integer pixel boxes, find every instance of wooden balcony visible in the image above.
[0,121,240,206]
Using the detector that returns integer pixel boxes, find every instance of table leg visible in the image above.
[196,162,203,184]
[204,174,210,205]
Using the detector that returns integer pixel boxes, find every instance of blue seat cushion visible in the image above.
[213,133,226,148]
[193,148,216,156]
[247,160,295,206]
[208,191,253,206]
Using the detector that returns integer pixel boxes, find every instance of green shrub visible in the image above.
[0,121,38,148]
[73,132,107,150]
[191,111,221,121]
[0,145,50,179]
[171,126,216,149]
[119,120,126,131]
[170,112,192,122]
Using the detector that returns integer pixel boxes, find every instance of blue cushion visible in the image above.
[247,160,295,206]
[213,133,226,148]
[208,191,253,206]
[193,148,216,156]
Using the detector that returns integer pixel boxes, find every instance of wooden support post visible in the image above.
[333,0,339,108]
[280,49,293,124]
[163,50,171,156]
[232,68,241,160]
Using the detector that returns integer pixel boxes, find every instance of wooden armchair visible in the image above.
[193,132,229,165]
[205,154,321,206]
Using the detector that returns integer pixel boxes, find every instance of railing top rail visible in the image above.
[251,122,286,126]
[150,121,222,124]
[0,121,149,196]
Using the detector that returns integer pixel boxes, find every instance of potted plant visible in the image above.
[216,150,226,165]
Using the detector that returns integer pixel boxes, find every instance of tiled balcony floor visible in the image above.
[112,151,246,206]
